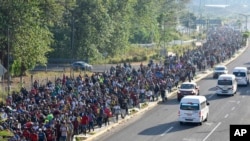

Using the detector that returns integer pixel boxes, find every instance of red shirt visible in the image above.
[81,115,89,125]
[23,129,30,139]
[30,132,38,141]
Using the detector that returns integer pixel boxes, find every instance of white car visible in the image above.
[213,65,228,78]
[177,82,200,101]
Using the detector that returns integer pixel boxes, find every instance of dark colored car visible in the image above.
[71,61,92,71]
[177,82,200,101]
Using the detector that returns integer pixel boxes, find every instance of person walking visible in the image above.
[60,121,68,141]
[80,113,89,136]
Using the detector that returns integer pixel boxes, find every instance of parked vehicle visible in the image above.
[213,65,228,78]
[178,95,209,125]
[216,74,237,96]
[177,82,200,101]
[71,61,93,71]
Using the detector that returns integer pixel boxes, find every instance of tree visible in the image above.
[0,0,64,76]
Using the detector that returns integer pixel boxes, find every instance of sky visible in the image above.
[188,0,250,17]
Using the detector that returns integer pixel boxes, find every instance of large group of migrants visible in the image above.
[0,26,244,141]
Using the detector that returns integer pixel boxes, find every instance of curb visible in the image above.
[78,101,159,141]
[75,43,248,141]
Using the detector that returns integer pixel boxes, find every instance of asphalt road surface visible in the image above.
[94,46,250,141]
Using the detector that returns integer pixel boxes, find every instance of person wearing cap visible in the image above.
[38,128,47,141]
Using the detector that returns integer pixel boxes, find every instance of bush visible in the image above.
[132,56,139,62]
[141,55,148,61]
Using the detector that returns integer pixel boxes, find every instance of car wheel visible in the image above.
[180,122,183,125]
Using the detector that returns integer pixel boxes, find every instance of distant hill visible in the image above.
[188,0,250,18]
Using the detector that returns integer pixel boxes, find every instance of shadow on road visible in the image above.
[157,97,179,106]
[138,120,199,136]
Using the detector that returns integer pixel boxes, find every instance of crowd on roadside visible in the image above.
[0,26,244,141]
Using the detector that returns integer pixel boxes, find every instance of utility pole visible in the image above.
[7,26,10,96]
[238,13,250,31]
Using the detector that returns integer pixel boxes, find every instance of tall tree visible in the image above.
[0,0,64,76]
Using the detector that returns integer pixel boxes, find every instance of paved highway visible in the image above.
[93,46,250,141]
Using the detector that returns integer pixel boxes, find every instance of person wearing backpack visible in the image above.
[38,128,47,141]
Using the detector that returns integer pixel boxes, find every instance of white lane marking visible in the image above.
[160,126,173,136]
[242,96,245,98]
[224,114,229,118]
[204,122,213,126]
[208,94,214,99]
[231,107,235,111]
[202,122,222,141]
[237,101,240,104]
[228,100,236,103]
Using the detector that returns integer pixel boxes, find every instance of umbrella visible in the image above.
[46,114,54,121]
[25,122,33,128]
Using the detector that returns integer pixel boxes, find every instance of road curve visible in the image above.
[92,45,250,141]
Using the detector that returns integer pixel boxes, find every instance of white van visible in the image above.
[232,67,249,86]
[178,95,209,125]
[216,74,237,96]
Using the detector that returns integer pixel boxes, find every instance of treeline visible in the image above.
[0,0,190,76]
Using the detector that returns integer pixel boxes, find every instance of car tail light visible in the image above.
[199,111,201,117]
[178,110,180,116]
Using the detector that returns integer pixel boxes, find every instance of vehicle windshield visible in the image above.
[233,72,246,77]
[180,103,199,110]
[180,84,195,89]
[215,67,225,71]
[218,80,232,85]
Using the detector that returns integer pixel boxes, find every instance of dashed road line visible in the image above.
[231,107,235,111]
[237,101,240,104]
[224,114,229,118]
[160,126,173,136]
[202,122,222,141]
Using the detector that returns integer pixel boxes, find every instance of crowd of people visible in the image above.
[0,26,244,141]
